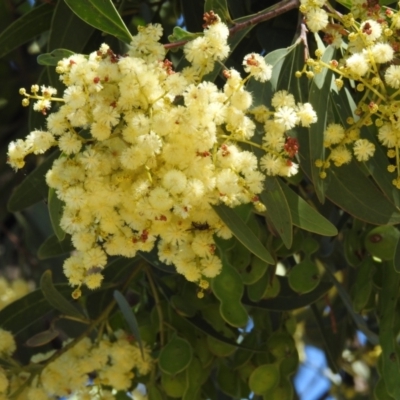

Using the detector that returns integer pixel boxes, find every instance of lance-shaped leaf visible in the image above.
[37,234,74,260]
[326,160,400,225]
[213,204,274,264]
[46,0,95,90]
[260,177,292,248]
[40,270,86,320]
[48,188,65,241]
[278,180,337,236]
[378,263,400,398]
[37,49,75,66]
[0,284,72,335]
[204,0,231,23]
[323,261,379,345]
[114,290,144,358]
[25,329,60,347]
[64,0,133,44]
[0,4,53,58]
[8,151,60,212]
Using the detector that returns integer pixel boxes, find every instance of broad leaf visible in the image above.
[64,0,133,44]
[8,150,60,212]
[114,290,145,358]
[213,204,274,264]
[40,270,86,320]
[243,277,333,310]
[159,335,193,375]
[278,180,337,236]
[0,4,53,58]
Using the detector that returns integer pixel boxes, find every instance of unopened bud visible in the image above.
[388,149,396,158]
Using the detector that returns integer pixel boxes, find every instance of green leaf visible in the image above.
[8,151,60,212]
[159,335,193,375]
[168,27,202,43]
[211,262,249,328]
[307,45,336,202]
[278,180,337,236]
[37,234,74,260]
[113,290,145,358]
[249,363,280,395]
[48,0,95,52]
[323,261,379,345]
[326,160,400,224]
[378,263,400,398]
[25,329,60,347]
[204,0,231,23]
[213,204,274,264]
[260,177,292,248]
[0,4,53,58]
[243,277,333,311]
[48,188,66,241]
[40,270,86,320]
[46,0,95,90]
[85,257,140,319]
[0,284,72,335]
[64,0,133,43]
[310,303,339,373]
[362,123,400,209]
[277,38,309,103]
[247,47,293,106]
[37,49,75,66]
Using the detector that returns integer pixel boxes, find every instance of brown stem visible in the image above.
[164,0,300,50]
[229,0,300,36]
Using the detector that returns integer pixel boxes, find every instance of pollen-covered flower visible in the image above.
[243,53,272,82]
[385,65,400,89]
[305,8,329,32]
[346,53,369,76]
[274,106,299,130]
[353,139,375,161]
[324,123,345,146]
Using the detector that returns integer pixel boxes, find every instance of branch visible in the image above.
[164,0,300,50]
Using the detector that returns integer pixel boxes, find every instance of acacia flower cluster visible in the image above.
[7,15,317,294]
[299,0,400,186]
[0,328,152,399]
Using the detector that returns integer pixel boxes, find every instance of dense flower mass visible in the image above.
[0,329,152,399]
[8,16,316,292]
